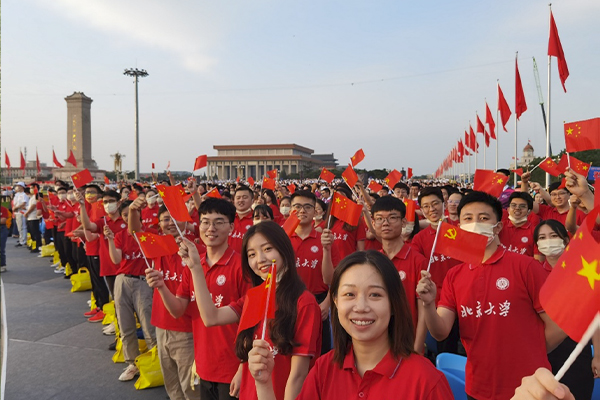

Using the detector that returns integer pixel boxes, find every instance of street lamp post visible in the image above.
[123,68,149,180]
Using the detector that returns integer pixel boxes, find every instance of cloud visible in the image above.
[35,0,218,72]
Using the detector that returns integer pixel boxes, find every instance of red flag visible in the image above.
[473,169,508,198]
[205,188,222,199]
[557,154,591,176]
[404,199,416,222]
[238,262,277,334]
[166,161,171,170]
[407,167,413,179]
[469,125,478,152]
[384,169,402,188]
[135,231,179,259]
[319,168,335,184]
[330,192,362,226]
[548,11,569,92]
[515,58,527,119]
[350,149,365,167]
[464,131,471,154]
[341,164,358,188]
[20,151,26,170]
[281,211,300,237]
[66,150,77,167]
[564,118,600,152]
[435,221,488,265]
[262,177,275,190]
[539,212,600,342]
[52,150,64,168]
[193,155,207,171]
[152,163,155,170]
[4,152,10,169]
[71,169,94,189]
[485,102,496,139]
[266,169,278,179]
[484,130,490,147]
[104,176,110,184]
[89,200,106,221]
[539,157,562,177]
[368,181,383,193]
[476,114,485,133]
[36,151,41,174]
[248,177,255,186]
[156,184,193,222]
[497,84,512,132]
[236,177,240,183]
[286,184,296,194]
[129,191,138,201]
[511,168,524,177]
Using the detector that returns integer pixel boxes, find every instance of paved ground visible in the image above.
[1,238,169,400]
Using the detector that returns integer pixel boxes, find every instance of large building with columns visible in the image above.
[207,144,337,180]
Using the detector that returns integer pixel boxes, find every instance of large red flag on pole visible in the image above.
[548,11,569,92]
[52,149,64,168]
[497,83,512,132]
[36,150,41,174]
[485,102,496,139]
[4,151,11,169]
[66,150,77,167]
[515,57,527,120]
[20,151,26,170]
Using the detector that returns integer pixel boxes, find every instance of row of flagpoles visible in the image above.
[434,7,569,187]
[3,148,78,175]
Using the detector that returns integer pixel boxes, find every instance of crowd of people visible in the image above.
[1,167,599,400]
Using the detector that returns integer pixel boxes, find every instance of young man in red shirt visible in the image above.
[51,186,77,276]
[141,187,160,230]
[147,198,251,400]
[370,196,427,353]
[417,191,565,400]
[228,185,254,254]
[498,192,541,260]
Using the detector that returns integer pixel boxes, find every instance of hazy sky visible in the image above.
[3,0,599,176]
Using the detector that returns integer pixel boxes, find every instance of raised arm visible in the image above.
[416,270,456,341]
[320,228,335,285]
[128,197,145,234]
[75,191,98,232]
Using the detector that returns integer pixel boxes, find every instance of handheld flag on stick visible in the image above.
[472,170,508,198]
[404,199,416,223]
[131,232,154,270]
[557,154,590,177]
[266,169,278,179]
[407,167,413,180]
[330,192,362,226]
[205,188,222,199]
[434,221,487,267]
[384,169,402,188]
[237,260,277,339]
[367,181,382,193]
[511,168,524,177]
[350,149,365,167]
[156,184,193,223]
[537,157,562,177]
[341,164,358,188]
[262,177,275,191]
[134,231,179,259]
[193,155,207,174]
[71,169,94,189]
[281,211,300,237]
[319,168,335,184]
[564,118,600,153]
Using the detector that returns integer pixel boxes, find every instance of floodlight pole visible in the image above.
[123,68,149,180]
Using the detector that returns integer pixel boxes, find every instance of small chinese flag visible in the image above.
[404,199,416,222]
[238,262,277,335]
[548,11,569,92]
[557,177,567,190]
[539,157,562,177]
[262,177,275,190]
[511,168,524,177]
[319,168,335,184]
[89,201,106,221]
[156,184,193,222]
[286,184,296,194]
[4,152,10,169]
[205,188,222,199]
[435,221,488,265]
[407,167,413,180]
[350,149,365,167]
[104,176,110,184]
[129,191,138,201]
[473,169,508,198]
[193,155,207,172]
[556,154,591,176]
[248,177,255,186]
[66,150,77,167]
[341,164,358,188]
[330,192,363,226]
[71,169,94,189]
[384,169,402,189]
[282,210,300,237]
[135,232,179,259]
[539,211,600,342]
[368,181,382,193]
[497,83,512,132]
[266,169,278,179]
[564,118,600,153]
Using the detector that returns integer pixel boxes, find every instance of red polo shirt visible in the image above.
[381,244,426,332]
[298,347,453,400]
[230,290,322,400]
[499,212,539,257]
[411,225,461,305]
[176,247,251,383]
[438,248,551,400]
[537,204,585,227]
[141,204,159,229]
[330,219,366,261]
[56,200,73,232]
[113,229,151,276]
[228,212,253,254]
[289,228,341,295]
[83,201,100,256]
[95,216,128,276]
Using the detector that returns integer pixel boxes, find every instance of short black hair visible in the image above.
[418,187,443,205]
[234,185,253,197]
[119,200,132,214]
[253,204,274,220]
[457,190,503,222]
[371,196,406,219]
[533,219,569,243]
[334,185,353,199]
[496,168,510,177]
[158,205,169,219]
[548,181,570,195]
[291,190,316,203]
[393,182,409,192]
[508,191,534,210]
[198,198,236,223]
[84,184,103,193]
[103,190,120,201]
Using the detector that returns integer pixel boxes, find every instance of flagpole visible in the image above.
[554,314,600,381]
[546,4,552,189]
[467,151,471,184]
[515,52,519,188]
[260,260,276,340]
[496,80,500,172]
[426,221,443,272]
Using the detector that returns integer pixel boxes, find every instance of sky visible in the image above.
[3,0,600,176]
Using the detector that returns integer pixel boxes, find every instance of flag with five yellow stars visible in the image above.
[330,192,363,226]
[71,168,94,189]
[564,118,600,153]
[539,156,563,177]
[472,169,508,198]
[350,148,365,167]
[134,231,179,259]
[384,169,402,189]
[341,164,358,188]
[539,210,600,342]
[155,184,193,222]
[556,153,591,177]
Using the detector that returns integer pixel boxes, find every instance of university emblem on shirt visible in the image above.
[216,274,227,286]
[245,224,252,230]
[521,237,529,243]
[310,245,319,253]
[121,223,127,229]
[398,270,406,281]
[496,277,510,290]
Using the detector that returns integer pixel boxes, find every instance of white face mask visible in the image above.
[508,215,528,225]
[58,193,67,201]
[280,206,291,215]
[537,238,565,257]
[402,222,414,235]
[147,197,156,206]
[104,202,118,214]
[67,194,75,202]
[460,222,499,245]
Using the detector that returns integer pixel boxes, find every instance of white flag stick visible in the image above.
[132,231,153,270]
[554,313,600,381]
[260,260,276,341]
[426,220,443,272]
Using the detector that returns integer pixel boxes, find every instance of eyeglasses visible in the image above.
[200,219,228,229]
[102,199,117,204]
[159,218,172,224]
[447,200,460,205]
[420,201,441,211]
[373,215,402,225]
[509,203,528,210]
[550,191,568,197]
[291,204,315,212]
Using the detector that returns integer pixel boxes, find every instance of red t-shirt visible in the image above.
[229,290,322,400]
[438,248,551,400]
[297,348,453,400]
[330,219,366,261]
[141,204,159,230]
[0,206,9,224]
[499,211,540,257]
[56,200,73,232]
[95,216,128,276]
[228,212,253,254]
[289,228,341,295]
[83,201,101,256]
[364,238,382,251]
[176,247,251,383]
[537,204,585,227]
[114,229,151,276]
[411,225,461,305]
[381,244,427,332]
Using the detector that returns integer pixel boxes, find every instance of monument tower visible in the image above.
[65,92,97,169]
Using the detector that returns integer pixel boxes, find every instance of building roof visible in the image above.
[213,144,314,154]
[523,142,534,151]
